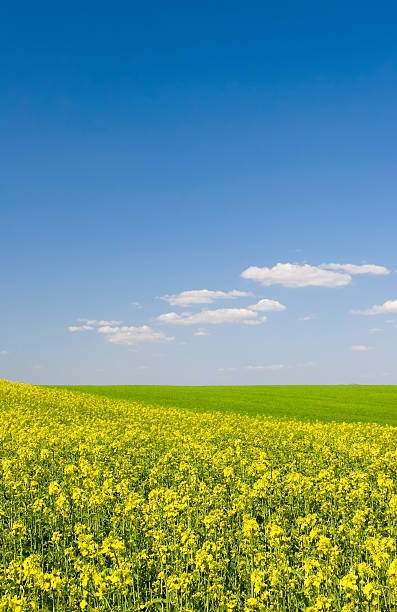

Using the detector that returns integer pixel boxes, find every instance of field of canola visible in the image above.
[1,380,397,611]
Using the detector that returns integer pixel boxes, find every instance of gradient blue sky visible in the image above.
[1,2,397,385]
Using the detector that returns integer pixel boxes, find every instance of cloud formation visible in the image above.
[160,289,251,306]
[241,263,351,288]
[157,308,263,325]
[248,298,286,312]
[68,320,174,345]
[68,325,95,332]
[85,319,123,325]
[97,325,175,345]
[350,345,374,352]
[320,263,389,275]
[351,299,397,316]
[157,298,286,327]
[194,328,210,336]
[241,262,389,288]
[68,319,123,332]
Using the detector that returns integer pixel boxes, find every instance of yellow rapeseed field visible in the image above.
[1,380,397,611]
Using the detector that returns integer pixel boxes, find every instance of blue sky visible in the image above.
[1,2,397,384]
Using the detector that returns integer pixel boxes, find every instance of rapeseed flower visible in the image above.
[1,379,397,610]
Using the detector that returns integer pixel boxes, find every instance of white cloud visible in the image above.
[368,328,383,334]
[194,328,210,336]
[351,299,397,315]
[157,308,263,326]
[97,325,175,346]
[68,325,95,332]
[241,263,351,288]
[299,314,316,321]
[320,263,389,275]
[68,318,175,346]
[350,345,374,352]
[80,319,123,326]
[69,319,123,331]
[160,289,252,306]
[0,349,7,355]
[246,364,285,371]
[157,299,286,327]
[217,367,237,372]
[130,302,142,309]
[248,298,287,312]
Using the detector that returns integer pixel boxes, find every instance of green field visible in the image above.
[55,384,397,426]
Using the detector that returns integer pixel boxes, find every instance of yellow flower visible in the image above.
[362,582,381,603]
[48,481,61,495]
[340,573,358,592]
[1,379,397,610]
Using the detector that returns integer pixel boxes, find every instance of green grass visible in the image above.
[53,385,397,426]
